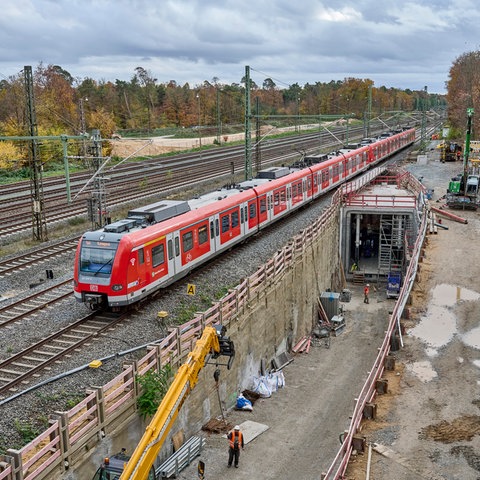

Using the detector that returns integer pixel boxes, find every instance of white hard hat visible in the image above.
[366,284,370,286]
[234,425,240,431]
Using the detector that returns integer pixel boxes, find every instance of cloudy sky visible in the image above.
[0,0,478,94]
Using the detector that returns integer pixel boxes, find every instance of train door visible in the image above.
[166,232,182,277]
[321,167,329,190]
[209,215,220,252]
[130,246,148,290]
[306,175,313,200]
[247,198,259,230]
[257,194,269,226]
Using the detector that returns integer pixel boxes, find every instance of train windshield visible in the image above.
[79,240,118,276]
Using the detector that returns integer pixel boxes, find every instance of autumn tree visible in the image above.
[446,50,480,136]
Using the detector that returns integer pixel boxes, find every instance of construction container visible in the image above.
[340,289,352,302]
[320,292,340,320]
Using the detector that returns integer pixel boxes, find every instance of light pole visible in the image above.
[196,94,202,150]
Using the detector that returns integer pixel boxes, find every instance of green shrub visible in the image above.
[136,365,174,419]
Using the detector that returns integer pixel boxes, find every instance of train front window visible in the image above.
[80,242,118,276]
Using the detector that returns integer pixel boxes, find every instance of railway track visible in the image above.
[0,126,372,239]
[0,310,127,399]
[0,279,73,328]
[0,237,79,277]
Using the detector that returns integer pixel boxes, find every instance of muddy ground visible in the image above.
[173,153,480,480]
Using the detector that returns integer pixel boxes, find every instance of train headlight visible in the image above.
[112,284,123,291]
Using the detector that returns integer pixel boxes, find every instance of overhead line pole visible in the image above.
[24,65,48,242]
[244,65,252,180]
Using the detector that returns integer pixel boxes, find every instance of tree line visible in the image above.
[0,61,455,170]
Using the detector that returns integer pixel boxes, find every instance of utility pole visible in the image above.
[216,87,221,145]
[86,129,108,229]
[255,96,262,173]
[462,108,474,194]
[420,86,428,152]
[244,65,252,180]
[367,84,372,137]
[196,94,202,150]
[24,65,48,242]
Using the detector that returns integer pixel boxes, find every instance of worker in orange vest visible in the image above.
[227,425,244,468]
[364,284,370,304]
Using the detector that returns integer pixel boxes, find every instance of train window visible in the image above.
[221,215,230,233]
[274,192,280,206]
[79,242,117,275]
[138,248,144,265]
[168,239,173,260]
[249,203,256,218]
[215,219,219,236]
[307,177,312,189]
[182,231,193,252]
[292,184,297,198]
[152,244,165,267]
[313,176,318,187]
[298,182,302,194]
[175,237,180,256]
[198,225,208,245]
[280,190,286,204]
[244,206,247,223]
[241,208,244,224]
[259,198,266,213]
[232,210,239,228]
[210,221,215,240]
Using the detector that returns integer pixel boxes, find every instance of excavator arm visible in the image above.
[118,324,234,480]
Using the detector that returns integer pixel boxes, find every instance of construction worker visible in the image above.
[227,425,244,468]
[364,284,370,304]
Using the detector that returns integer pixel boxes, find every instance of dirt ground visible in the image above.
[172,154,480,480]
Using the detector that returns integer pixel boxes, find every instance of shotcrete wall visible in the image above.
[77,208,341,480]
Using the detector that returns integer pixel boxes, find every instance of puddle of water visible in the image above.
[409,284,480,353]
[472,359,480,368]
[431,284,480,307]
[410,304,457,349]
[406,360,438,382]
[463,327,480,350]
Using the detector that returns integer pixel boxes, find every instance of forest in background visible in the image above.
[1,49,478,171]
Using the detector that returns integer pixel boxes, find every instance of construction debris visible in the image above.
[202,418,232,434]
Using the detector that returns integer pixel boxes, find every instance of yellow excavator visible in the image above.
[92,324,235,480]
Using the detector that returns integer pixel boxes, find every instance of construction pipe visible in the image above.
[366,442,373,480]
[430,206,468,224]
[434,222,449,230]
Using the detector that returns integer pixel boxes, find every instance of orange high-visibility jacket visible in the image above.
[228,430,244,449]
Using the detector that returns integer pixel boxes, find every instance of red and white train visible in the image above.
[73,128,415,309]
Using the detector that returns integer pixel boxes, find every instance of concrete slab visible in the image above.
[222,420,269,445]
[239,420,269,445]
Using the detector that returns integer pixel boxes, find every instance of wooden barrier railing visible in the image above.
[322,170,427,479]
[0,191,340,480]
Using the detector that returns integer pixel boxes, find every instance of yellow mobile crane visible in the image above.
[92,324,235,480]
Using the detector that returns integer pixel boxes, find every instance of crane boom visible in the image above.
[118,325,234,480]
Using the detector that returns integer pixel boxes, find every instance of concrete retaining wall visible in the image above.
[78,210,340,479]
